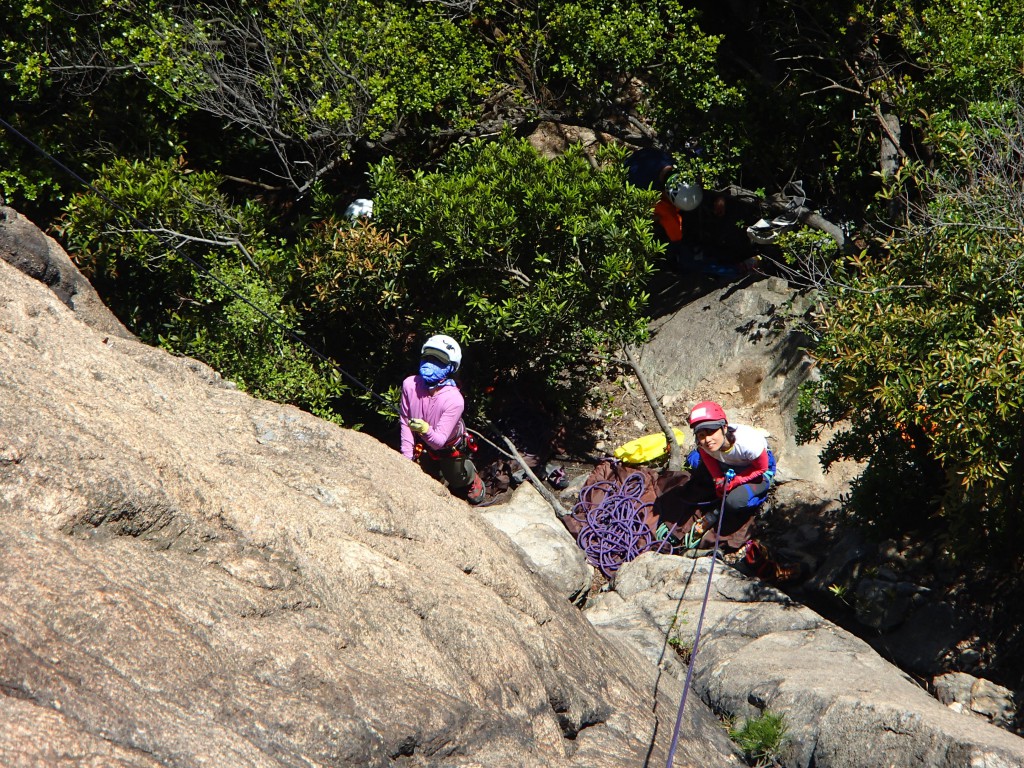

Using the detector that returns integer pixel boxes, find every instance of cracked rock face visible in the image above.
[586,553,1024,768]
[0,222,744,767]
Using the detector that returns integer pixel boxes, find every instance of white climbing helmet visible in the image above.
[421,334,462,372]
[344,198,374,220]
[665,173,703,212]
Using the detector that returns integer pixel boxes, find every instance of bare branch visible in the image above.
[478,423,569,517]
[720,183,846,249]
[221,175,286,192]
[623,346,682,471]
[112,225,262,273]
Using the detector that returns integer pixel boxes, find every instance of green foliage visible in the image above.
[2,0,743,215]
[1,1,195,218]
[666,611,691,661]
[8,0,1024,557]
[0,159,63,211]
[294,215,413,400]
[800,105,1024,548]
[301,133,659,411]
[0,0,496,212]
[828,583,849,601]
[728,711,788,768]
[690,0,869,202]
[376,134,657,405]
[61,157,348,422]
[875,0,1024,117]
[772,227,843,288]
[528,0,743,178]
[138,0,495,144]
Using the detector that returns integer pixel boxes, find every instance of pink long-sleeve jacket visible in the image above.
[399,375,466,459]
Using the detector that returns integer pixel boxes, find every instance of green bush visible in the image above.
[302,133,662,413]
[800,104,1024,551]
[728,710,788,768]
[60,135,660,427]
[61,157,348,422]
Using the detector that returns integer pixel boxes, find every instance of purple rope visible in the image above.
[663,469,734,768]
[572,471,672,576]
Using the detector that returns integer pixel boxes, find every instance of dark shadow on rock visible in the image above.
[872,602,974,677]
[647,264,762,320]
[0,206,133,338]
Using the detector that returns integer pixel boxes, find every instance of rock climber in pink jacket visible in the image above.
[400,334,485,504]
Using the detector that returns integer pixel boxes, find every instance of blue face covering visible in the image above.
[419,360,454,386]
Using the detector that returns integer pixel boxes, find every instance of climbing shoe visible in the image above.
[465,474,486,506]
[546,464,570,490]
[738,540,806,584]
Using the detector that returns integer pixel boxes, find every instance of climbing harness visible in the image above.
[663,469,735,768]
[414,431,478,462]
[570,471,673,577]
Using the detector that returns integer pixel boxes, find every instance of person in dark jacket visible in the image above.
[625,147,758,279]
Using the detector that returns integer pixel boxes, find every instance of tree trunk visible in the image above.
[623,346,682,471]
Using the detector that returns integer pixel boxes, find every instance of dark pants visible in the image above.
[684,458,771,530]
[421,452,478,492]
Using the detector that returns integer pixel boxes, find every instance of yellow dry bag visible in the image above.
[613,428,687,465]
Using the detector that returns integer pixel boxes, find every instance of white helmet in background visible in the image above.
[421,334,463,372]
[344,198,374,220]
[665,174,703,212]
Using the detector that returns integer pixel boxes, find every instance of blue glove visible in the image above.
[685,449,701,471]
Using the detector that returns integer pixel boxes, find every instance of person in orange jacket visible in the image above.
[626,147,763,280]
[625,147,703,250]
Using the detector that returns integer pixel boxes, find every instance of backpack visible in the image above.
[625,147,676,190]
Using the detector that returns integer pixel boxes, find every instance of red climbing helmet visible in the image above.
[688,400,728,432]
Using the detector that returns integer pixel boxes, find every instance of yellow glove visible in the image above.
[409,418,429,435]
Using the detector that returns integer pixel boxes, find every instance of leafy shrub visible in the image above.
[531,0,743,178]
[60,134,660,429]
[302,133,662,413]
[728,710,788,768]
[800,103,1024,552]
[61,156,348,422]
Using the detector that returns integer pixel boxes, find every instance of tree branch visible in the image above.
[720,183,846,249]
[114,226,263,273]
[623,346,682,471]
[478,423,569,517]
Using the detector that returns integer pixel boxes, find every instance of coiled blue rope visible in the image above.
[571,471,673,577]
